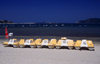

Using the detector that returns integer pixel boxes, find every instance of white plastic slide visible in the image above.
[61,40,68,46]
[42,40,49,46]
[81,40,88,47]
[24,40,31,45]
[8,39,15,45]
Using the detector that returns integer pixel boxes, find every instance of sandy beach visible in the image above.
[0,38,100,64]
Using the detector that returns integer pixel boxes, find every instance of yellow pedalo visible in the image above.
[48,39,57,49]
[56,37,74,49]
[37,39,49,48]
[30,39,37,48]
[19,39,34,48]
[35,38,42,48]
[13,39,24,48]
[41,39,49,48]
[74,39,94,51]
[3,39,17,47]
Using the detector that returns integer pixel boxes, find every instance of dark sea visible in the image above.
[0,23,100,37]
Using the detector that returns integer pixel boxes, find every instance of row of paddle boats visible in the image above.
[3,37,94,51]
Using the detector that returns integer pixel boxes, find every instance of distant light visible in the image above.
[22,25,24,27]
[55,24,58,26]
[61,24,64,26]
[45,25,48,26]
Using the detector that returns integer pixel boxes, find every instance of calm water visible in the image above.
[0,23,100,37]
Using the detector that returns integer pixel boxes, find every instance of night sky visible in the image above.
[0,0,100,23]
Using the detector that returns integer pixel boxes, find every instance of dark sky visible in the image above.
[0,0,100,23]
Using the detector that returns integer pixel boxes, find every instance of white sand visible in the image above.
[0,44,100,64]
